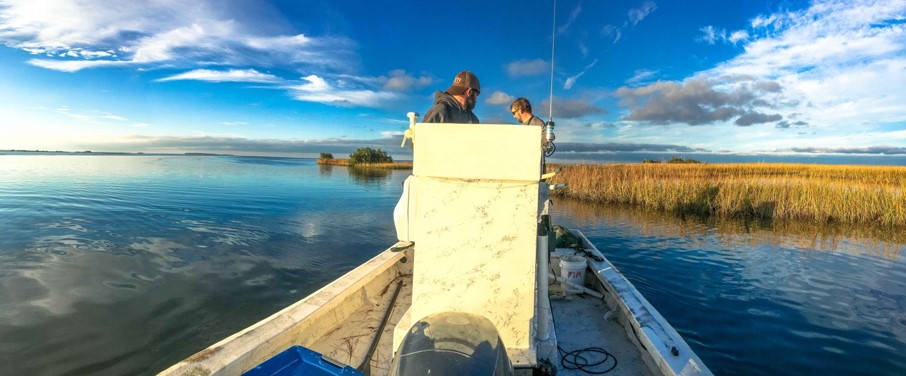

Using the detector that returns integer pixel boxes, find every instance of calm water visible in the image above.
[551,200,906,375]
[1,155,904,375]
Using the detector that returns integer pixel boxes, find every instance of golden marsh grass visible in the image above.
[549,163,906,228]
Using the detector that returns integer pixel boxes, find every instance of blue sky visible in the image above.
[1,0,905,159]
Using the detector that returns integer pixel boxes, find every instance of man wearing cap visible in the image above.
[423,70,480,124]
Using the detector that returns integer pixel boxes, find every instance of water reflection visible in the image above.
[0,155,405,375]
[348,166,393,187]
[551,196,906,375]
[553,197,905,260]
[319,164,333,177]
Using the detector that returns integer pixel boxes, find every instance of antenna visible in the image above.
[548,0,556,122]
[544,0,557,157]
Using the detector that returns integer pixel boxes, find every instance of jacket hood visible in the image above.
[434,91,461,108]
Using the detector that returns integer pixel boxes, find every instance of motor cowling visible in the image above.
[389,312,514,376]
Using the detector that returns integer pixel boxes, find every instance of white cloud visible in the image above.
[506,59,549,76]
[698,26,749,45]
[380,130,404,138]
[288,74,399,108]
[601,25,623,44]
[613,0,906,152]
[53,107,130,124]
[625,69,658,85]
[557,3,582,35]
[295,75,331,92]
[382,70,432,92]
[599,2,657,48]
[564,59,598,90]
[157,69,281,83]
[27,58,130,72]
[486,91,515,105]
[0,0,436,131]
[728,30,749,44]
[627,1,658,26]
[708,0,906,130]
[0,0,356,72]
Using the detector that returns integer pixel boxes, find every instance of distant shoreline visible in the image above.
[0,150,232,157]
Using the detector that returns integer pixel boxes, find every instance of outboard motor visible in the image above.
[389,312,514,376]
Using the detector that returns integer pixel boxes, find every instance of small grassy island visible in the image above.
[316,149,412,169]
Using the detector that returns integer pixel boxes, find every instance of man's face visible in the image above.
[511,108,524,123]
[466,88,479,110]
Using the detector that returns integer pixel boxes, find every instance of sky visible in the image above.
[1,0,905,160]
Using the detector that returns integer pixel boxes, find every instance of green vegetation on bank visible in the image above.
[642,156,703,164]
[349,147,392,164]
[317,147,412,169]
[549,163,906,228]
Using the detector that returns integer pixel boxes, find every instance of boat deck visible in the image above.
[550,293,653,376]
[162,238,706,376]
[307,273,413,375]
[304,248,652,376]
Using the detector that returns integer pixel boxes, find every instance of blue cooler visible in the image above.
[243,345,364,376]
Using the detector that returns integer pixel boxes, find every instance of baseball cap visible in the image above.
[446,70,480,95]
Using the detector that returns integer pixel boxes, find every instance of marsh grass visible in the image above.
[549,163,906,227]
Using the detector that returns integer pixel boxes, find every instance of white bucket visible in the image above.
[559,255,587,288]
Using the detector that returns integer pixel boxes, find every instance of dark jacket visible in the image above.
[423,91,479,124]
[525,115,545,126]
[524,115,548,148]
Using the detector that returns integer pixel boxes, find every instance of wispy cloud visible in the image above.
[0,1,440,110]
[627,2,658,26]
[625,69,658,85]
[698,26,749,45]
[557,2,583,35]
[27,59,129,72]
[601,25,623,44]
[286,75,399,108]
[55,107,130,124]
[157,69,282,83]
[563,59,598,90]
[158,69,421,108]
[506,59,549,76]
[0,0,356,72]
[601,1,658,44]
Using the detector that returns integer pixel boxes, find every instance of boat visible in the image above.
[160,118,712,376]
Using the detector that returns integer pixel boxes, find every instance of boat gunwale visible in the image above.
[158,243,413,375]
[575,230,713,376]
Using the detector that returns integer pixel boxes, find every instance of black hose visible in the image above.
[356,280,404,375]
